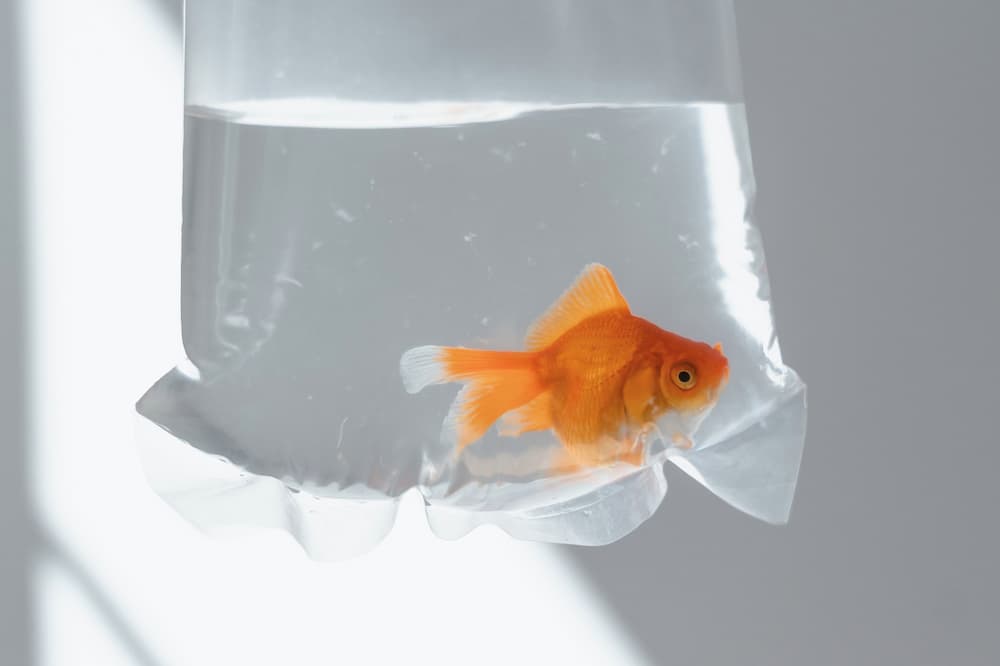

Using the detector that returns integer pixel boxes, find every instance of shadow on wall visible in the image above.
[148,0,181,32]
[0,0,32,663]
[2,1,179,663]
[39,533,166,666]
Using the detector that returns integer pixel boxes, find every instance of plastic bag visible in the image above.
[137,0,806,559]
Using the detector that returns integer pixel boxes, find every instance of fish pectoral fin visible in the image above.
[524,263,631,351]
[670,432,694,450]
[616,429,648,466]
[617,445,646,467]
[498,391,553,438]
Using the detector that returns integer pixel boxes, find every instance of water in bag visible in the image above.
[138,97,806,556]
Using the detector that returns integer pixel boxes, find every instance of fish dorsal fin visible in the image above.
[524,263,631,351]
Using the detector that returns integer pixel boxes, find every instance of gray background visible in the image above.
[568,2,1000,664]
[2,1,998,664]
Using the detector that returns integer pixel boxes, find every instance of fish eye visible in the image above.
[671,363,697,390]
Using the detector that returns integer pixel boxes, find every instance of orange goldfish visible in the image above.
[400,264,729,468]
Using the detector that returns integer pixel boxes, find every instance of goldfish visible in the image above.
[399,263,729,468]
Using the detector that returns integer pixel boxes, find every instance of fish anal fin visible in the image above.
[550,432,646,472]
[498,391,553,438]
[525,263,631,351]
[550,447,586,474]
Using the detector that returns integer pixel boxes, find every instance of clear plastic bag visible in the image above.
[137,0,806,559]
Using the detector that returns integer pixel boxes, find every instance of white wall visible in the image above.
[20,1,650,664]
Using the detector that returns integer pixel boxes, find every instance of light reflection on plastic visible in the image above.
[702,104,783,367]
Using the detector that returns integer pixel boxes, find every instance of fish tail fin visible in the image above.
[444,349,545,451]
[401,345,545,450]
[400,345,451,394]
